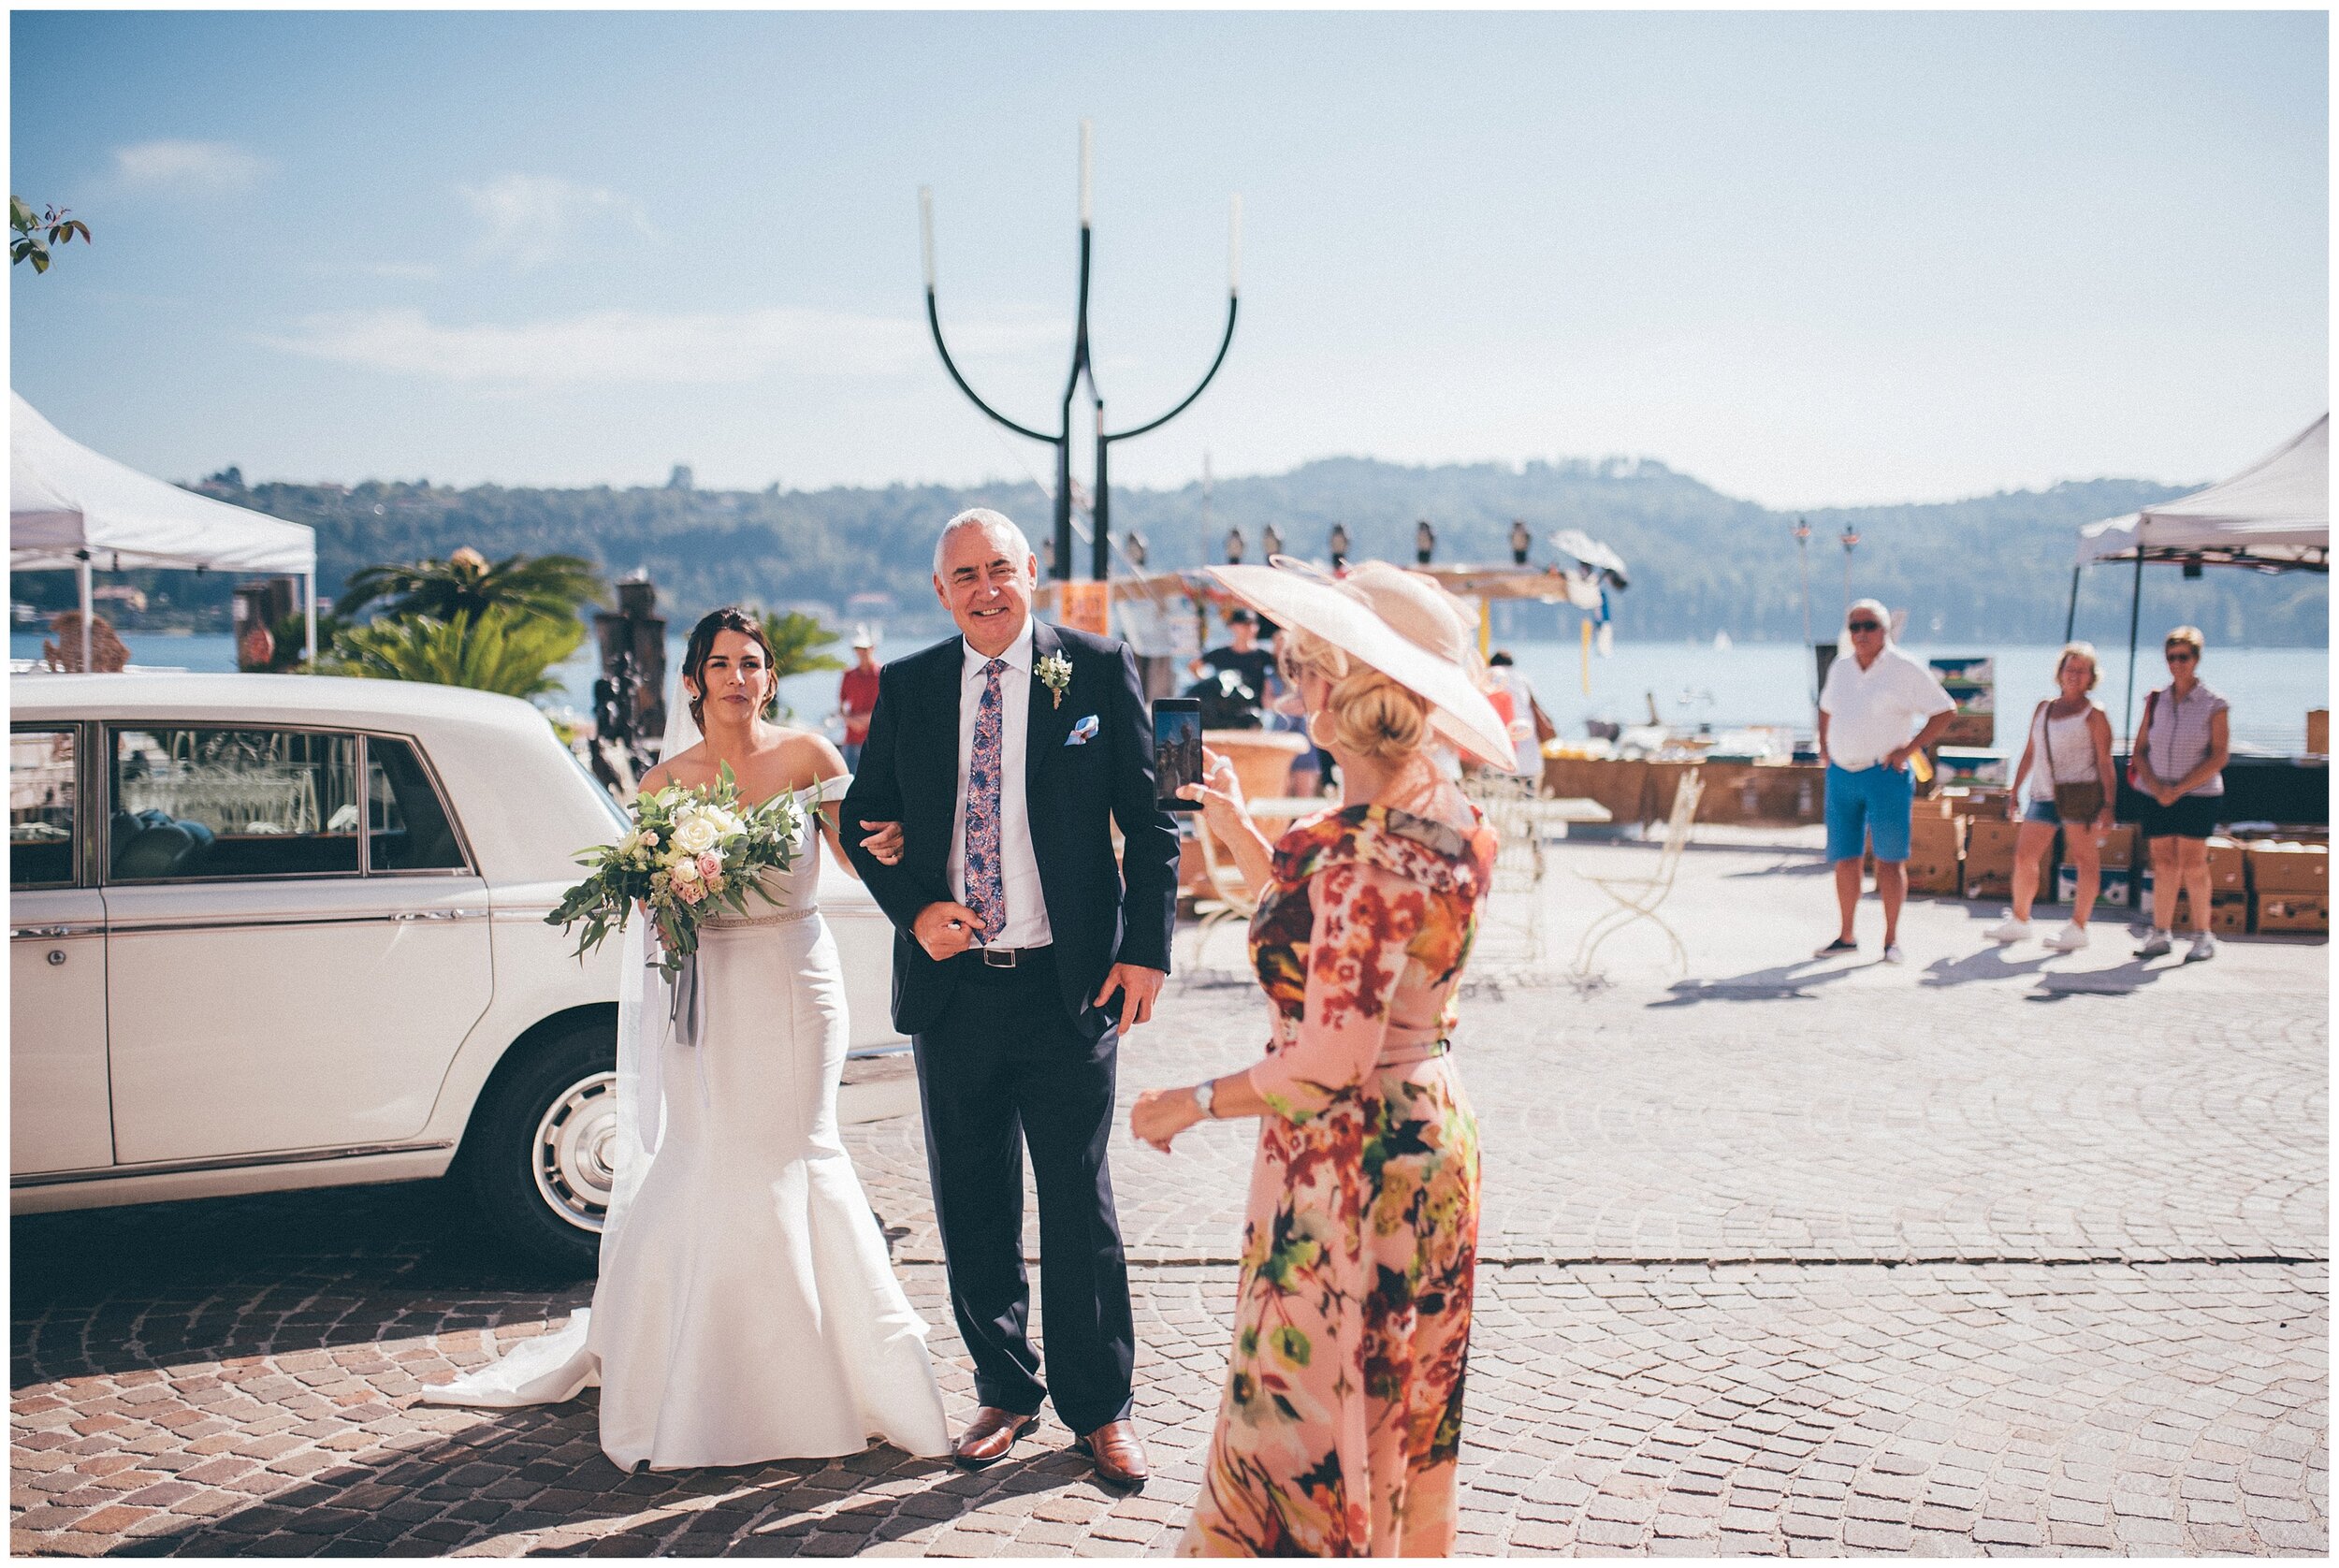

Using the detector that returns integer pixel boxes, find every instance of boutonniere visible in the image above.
[1037,650,1073,708]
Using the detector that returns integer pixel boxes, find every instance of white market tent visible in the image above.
[2076,414,2329,573]
[2067,414,2329,741]
[10,392,318,670]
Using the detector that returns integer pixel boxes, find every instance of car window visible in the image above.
[109,727,359,881]
[10,727,80,889]
[367,736,470,873]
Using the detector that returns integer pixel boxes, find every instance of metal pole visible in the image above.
[304,572,319,662]
[76,552,93,671]
[2063,565,2081,643]
[1092,402,1110,582]
[2122,546,2144,748]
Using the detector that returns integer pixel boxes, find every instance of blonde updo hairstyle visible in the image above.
[1283,628,1432,762]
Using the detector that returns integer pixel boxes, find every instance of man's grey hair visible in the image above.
[1846,598,1891,633]
[933,508,1036,579]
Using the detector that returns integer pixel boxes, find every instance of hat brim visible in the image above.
[1205,563,1515,765]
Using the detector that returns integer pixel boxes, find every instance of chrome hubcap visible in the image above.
[532,1070,617,1232]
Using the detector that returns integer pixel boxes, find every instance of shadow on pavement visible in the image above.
[1918,944,2059,989]
[1648,956,1867,1007]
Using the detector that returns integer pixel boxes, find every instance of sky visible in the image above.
[7,9,2328,510]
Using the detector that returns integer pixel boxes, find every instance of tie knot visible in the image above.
[982,658,1007,679]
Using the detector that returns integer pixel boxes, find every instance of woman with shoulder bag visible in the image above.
[2130,626,2231,962]
[1987,643,2116,951]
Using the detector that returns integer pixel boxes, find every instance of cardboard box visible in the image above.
[2310,708,2329,757]
[2245,841,2329,894]
[2210,893,2250,936]
[2057,864,2133,908]
[1963,819,2056,901]
[2253,893,2329,935]
[1906,853,1964,896]
[2203,836,2247,893]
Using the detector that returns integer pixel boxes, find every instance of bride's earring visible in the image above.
[1306,709,1337,749]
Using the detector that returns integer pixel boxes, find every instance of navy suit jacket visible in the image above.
[842,619,1180,1040]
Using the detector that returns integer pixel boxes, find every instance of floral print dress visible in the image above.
[1182,797,1497,1558]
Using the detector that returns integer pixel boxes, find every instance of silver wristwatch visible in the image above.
[1192,1079,1217,1120]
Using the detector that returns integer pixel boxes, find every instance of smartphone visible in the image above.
[1153,698,1204,812]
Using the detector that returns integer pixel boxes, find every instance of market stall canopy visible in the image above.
[10,392,314,574]
[2077,414,2328,572]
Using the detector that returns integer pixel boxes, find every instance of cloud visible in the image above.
[261,305,985,387]
[455,174,652,270]
[112,139,268,192]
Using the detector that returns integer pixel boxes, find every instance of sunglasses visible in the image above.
[1846,620,1882,633]
[2165,648,2197,662]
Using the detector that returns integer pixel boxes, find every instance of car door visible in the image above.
[10,722,112,1176]
[101,725,494,1165]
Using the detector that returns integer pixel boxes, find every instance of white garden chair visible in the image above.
[1572,766,1705,978]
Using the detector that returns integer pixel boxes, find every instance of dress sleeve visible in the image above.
[1245,855,1429,1124]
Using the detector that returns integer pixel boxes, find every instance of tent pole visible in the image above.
[77,554,94,672]
[2121,548,2143,748]
[2063,566,2081,643]
[303,573,318,663]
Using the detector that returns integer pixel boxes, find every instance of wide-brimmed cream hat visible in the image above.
[1206,559,1513,765]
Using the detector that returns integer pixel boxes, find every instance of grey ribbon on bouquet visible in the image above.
[667,949,704,1049]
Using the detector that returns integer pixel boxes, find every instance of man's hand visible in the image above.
[912,901,982,962]
[1883,746,1911,773]
[1094,963,1168,1028]
[859,820,904,866]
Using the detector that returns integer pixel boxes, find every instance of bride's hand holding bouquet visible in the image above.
[547,764,806,976]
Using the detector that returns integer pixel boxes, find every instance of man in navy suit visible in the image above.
[844,508,1178,1488]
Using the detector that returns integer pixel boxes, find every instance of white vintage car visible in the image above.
[9,672,902,1270]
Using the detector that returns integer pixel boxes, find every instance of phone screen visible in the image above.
[1153,698,1203,812]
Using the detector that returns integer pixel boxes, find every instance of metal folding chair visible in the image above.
[1572,766,1704,977]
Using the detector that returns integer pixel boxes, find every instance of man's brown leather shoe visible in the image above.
[1078,1419,1149,1489]
[952,1406,1040,1470]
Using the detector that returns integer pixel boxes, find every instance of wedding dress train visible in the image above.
[422,793,950,1470]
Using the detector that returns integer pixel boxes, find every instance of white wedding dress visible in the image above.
[421,783,951,1470]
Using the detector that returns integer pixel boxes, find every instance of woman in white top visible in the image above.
[1988,642,2116,951]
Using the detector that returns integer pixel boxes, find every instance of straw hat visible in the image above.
[1205,559,1512,765]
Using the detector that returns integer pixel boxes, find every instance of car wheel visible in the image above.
[461,1022,617,1274]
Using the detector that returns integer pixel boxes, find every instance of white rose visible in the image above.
[616,830,644,860]
[671,856,702,883]
[673,812,719,856]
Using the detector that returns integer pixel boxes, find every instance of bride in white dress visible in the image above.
[421,610,951,1469]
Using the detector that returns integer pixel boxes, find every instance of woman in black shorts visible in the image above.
[2131,626,2230,961]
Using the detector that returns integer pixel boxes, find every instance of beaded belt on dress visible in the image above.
[699,904,820,930]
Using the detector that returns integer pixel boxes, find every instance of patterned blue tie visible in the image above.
[963,658,1008,942]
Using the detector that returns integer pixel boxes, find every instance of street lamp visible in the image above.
[1838,525,1861,612]
[921,125,1241,582]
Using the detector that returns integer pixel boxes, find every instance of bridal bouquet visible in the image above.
[547,766,806,977]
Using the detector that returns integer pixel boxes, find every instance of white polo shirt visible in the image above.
[1820,645,1955,772]
[947,617,1053,949]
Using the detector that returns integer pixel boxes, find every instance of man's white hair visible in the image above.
[933,508,1035,579]
[1846,597,1891,632]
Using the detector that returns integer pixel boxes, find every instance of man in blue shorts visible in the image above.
[1815,601,1956,965]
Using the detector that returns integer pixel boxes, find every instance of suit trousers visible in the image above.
[910,948,1135,1436]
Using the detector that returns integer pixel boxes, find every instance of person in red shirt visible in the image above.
[838,628,881,770]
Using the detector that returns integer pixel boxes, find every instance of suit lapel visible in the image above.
[919,636,966,823]
[1025,619,1075,794]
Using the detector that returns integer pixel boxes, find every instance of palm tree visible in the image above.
[753,608,846,719]
[318,607,584,699]
[337,547,605,628]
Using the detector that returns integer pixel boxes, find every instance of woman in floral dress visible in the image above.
[1132,560,1512,1557]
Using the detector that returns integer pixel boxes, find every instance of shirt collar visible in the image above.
[962,615,1035,680]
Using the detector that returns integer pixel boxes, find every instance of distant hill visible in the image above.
[31,457,2325,646]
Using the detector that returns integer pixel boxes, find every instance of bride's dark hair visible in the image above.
[680,607,780,732]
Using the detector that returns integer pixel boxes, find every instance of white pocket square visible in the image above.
[1065,715,1100,745]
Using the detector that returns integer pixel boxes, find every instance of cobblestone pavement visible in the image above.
[13,835,2327,1556]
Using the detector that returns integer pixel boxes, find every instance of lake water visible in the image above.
[18,631,2328,755]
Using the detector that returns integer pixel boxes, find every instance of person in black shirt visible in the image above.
[1186,608,1275,729]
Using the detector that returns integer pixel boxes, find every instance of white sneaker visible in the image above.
[1881,943,1906,965]
[2136,931,2172,959]
[1984,915,2032,945]
[2043,922,2090,952]
[2186,932,2216,963]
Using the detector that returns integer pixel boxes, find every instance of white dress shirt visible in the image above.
[949,617,1054,949]
[1820,644,1956,771]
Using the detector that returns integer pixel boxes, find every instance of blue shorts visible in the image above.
[2023,798,2060,825]
[1824,762,1913,864]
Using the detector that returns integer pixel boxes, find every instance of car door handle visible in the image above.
[390,908,487,922]
[11,923,96,939]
